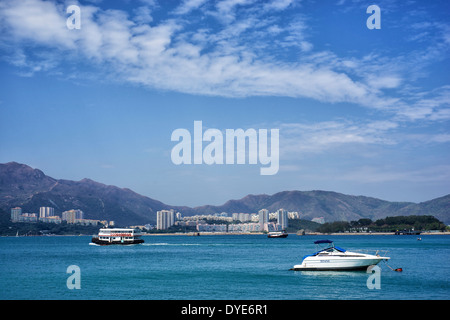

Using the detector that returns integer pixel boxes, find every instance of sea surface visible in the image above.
[0,234,449,300]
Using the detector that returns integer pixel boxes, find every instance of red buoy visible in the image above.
[394,268,403,272]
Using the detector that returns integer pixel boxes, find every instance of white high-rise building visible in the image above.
[277,208,288,230]
[62,209,84,224]
[11,207,22,222]
[258,209,269,232]
[39,207,54,218]
[157,209,175,230]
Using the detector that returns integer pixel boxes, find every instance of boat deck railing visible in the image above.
[351,249,389,257]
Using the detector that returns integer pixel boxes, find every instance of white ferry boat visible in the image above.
[267,230,288,238]
[91,228,144,245]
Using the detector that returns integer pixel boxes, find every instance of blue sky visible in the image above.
[0,0,449,207]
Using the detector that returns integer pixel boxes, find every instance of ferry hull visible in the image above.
[268,234,288,238]
[91,237,144,245]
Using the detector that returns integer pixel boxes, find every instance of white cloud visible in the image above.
[263,0,294,11]
[0,0,448,124]
[214,0,255,23]
[339,165,450,184]
[366,75,402,90]
[394,86,450,122]
[173,0,208,15]
[299,41,313,52]
[0,0,75,48]
[133,6,154,24]
[278,119,399,157]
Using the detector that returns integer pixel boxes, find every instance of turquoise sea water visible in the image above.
[0,234,449,300]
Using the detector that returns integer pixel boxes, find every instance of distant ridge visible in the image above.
[0,162,448,225]
[0,162,184,225]
[191,190,450,224]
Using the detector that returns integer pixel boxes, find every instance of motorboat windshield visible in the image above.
[311,240,346,254]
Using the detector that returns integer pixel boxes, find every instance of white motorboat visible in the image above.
[290,240,389,271]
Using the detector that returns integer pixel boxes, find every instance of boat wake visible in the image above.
[141,243,201,246]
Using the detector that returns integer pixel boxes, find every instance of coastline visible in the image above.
[142,231,450,236]
[308,231,450,236]
[4,231,449,237]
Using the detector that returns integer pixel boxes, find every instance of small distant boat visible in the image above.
[290,240,390,271]
[91,228,144,245]
[268,230,288,238]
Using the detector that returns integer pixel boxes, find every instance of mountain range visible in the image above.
[0,162,449,225]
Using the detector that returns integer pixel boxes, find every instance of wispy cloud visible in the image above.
[1,0,448,205]
[279,119,399,156]
[339,164,450,184]
[278,112,450,160]
[173,0,208,15]
[0,0,448,124]
[394,86,450,122]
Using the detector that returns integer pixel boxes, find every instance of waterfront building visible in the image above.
[258,209,269,232]
[196,223,227,232]
[76,219,98,226]
[39,215,62,224]
[11,207,22,222]
[228,222,260,233]
[177,220,198,227]
[61,209,100,225]
[277,208,288,230]
[232,213,251,222]
[62,209,84,223]
[157,209,175,230]
[288,211,300,219]
[215,212,229,217]
[11,207,39,223]
[18,213,38,222]
[183,215,232,223]
[39,207,54,218]
[267,222,280,232]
